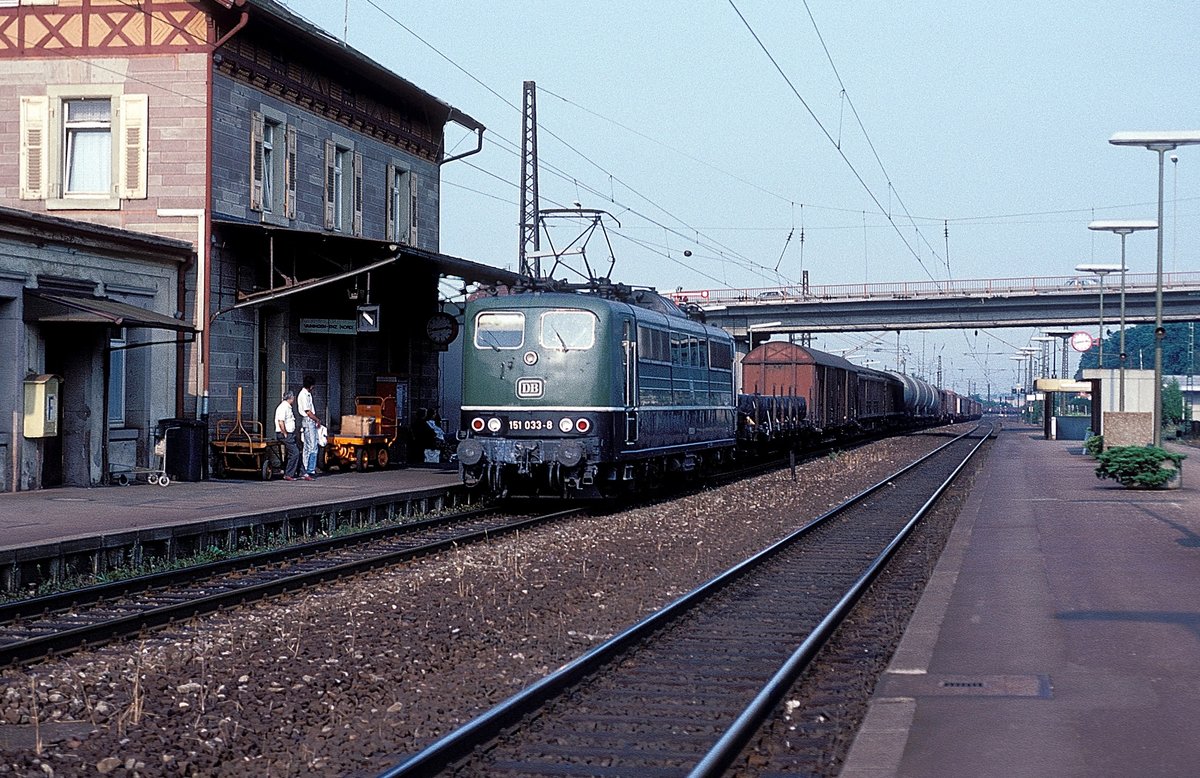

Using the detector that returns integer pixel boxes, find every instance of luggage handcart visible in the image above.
[109,431,172,487]
[210,387,282,480]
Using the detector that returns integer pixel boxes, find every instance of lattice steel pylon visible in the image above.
[518,80,540,279]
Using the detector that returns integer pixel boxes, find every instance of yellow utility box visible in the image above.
[24,374,62,438]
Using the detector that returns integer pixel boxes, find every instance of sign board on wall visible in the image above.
[300,318,356,335]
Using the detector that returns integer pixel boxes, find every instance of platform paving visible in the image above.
[841,424,1200,777]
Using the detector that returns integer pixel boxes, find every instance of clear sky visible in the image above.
[280,0,1199,397]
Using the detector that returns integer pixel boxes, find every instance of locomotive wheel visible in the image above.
[375,446,389,469]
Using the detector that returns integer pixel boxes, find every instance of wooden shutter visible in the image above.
[284,124,297,219]
[249,111,263,212]
[385,164,396,241]
[352,151,363,236]
[323,138,335,229]
[118,94,148,199]
[19,96,48,200]
[408,172,418,246]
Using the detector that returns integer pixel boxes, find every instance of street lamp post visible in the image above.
[1074,263,1122,371]
[1087,220,1157,411]
[1109,130,1200,446]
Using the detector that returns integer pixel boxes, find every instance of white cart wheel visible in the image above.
[116,474,130,486]
[158,475,171,487]
[148,474,160,485]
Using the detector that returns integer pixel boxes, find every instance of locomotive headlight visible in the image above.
[558,417,574,433]
[470,417,486,433]
[557,440,584,467]
[457,438,484,466]
[486,417,503,433]
[523,350,538,366]
[575,417,591,434]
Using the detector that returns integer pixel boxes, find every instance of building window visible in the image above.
[387,163,418,245]
[108,329,126,426]
[325,136,362,234]
[261,120,276,212]
[19,88,147,209]
[64,99,111,195]
[250,109,295,222]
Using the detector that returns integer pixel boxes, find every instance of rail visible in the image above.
[379,423,993,776]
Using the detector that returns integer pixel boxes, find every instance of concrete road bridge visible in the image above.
[672,270,1200,342]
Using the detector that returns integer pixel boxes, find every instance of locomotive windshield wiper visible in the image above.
[552,329,569,352]
[481,331,501,351]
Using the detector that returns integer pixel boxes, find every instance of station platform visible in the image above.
[841,424,1200,777]
[0,467,465,591]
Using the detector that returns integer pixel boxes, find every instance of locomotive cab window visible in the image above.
[474,311,525,350]
[539,310,596,351]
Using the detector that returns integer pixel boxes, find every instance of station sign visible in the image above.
[300,318,356,335]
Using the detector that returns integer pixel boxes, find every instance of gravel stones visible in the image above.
[0,432,954,777]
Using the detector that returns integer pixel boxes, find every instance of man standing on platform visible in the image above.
[274,390,300,481]
[296,375,322,480]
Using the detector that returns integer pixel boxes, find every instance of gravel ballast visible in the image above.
[0,430,973,777]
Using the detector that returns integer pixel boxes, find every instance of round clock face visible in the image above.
[1070,331,1094,352]
[426,313,459,345]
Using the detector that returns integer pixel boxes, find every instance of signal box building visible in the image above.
[0,0,515,489]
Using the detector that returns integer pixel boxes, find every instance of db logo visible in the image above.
[516,378,544,399]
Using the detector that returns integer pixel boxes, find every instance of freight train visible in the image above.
[455,287,980,498]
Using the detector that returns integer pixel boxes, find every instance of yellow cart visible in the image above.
[320,395,400,472]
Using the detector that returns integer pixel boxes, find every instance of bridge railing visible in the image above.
[669,270,1200,305]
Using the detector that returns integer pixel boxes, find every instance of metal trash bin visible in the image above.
[157,418,208,481]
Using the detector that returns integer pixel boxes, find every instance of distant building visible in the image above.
[0,0,515,489]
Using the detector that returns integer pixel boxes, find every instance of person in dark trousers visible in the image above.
[274,390,301,480]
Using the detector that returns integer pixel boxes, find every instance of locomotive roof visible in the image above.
[468,289,730,339]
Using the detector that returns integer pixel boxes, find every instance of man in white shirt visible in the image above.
[296,376,322,479]
[274,390,300,480]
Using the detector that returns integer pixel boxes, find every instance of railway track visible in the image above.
[380,422,993,777]
[0,506,583,667]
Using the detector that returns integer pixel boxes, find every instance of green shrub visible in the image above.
[1094,445,1185,488]
[1083,434,1104,457]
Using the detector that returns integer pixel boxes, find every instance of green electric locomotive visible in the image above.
[456,288,737,497]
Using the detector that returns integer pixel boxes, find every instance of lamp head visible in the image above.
[1109,131,1200,151]
[1087,219,1157,235]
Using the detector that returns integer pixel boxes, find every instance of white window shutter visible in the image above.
[250,111,263,212]
[323,139,335,229]
[118,94,148,199]
[352,151,363,236]
[408,172,418,246]
[284,124,297,219]
[19,95,48,200]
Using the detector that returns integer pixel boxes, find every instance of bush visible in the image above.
[1094,445,1185,488]
[1083,434,1103,457]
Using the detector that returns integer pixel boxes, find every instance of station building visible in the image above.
[0,0,516,490]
